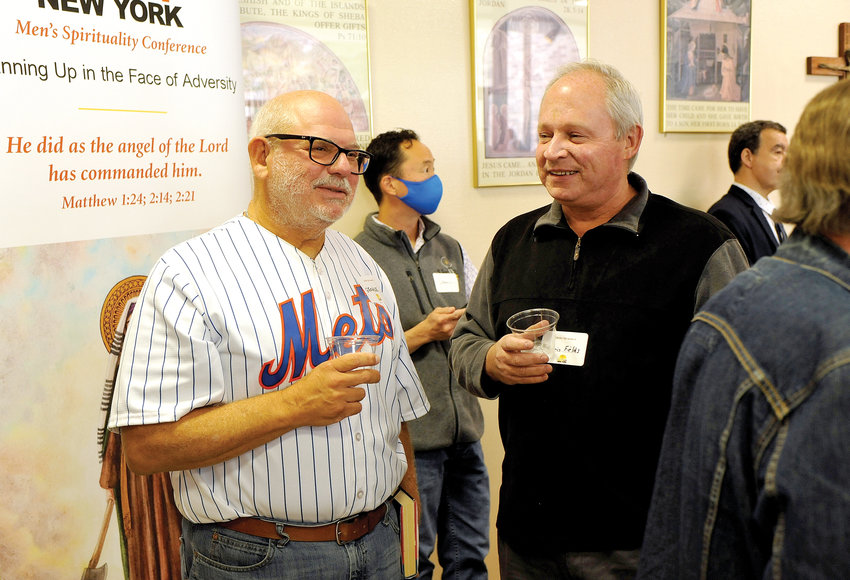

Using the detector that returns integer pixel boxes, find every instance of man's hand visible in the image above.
[282,352,379,426]
[484,333,553,385]
[406,306,466,353]
[120,351,380,475]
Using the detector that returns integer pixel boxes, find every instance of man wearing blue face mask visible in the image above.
[356,129,490,579]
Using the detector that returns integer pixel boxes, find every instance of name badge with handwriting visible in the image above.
[360,276,384,303]
[550,331,588,366]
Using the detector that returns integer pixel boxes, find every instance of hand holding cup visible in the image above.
[483,308,559,385]
[326,335,381,384]
[506,308,559,359]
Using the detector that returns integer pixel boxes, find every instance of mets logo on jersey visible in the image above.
[259,284,393,389]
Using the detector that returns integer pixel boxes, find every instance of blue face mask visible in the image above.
[394,174,443,215]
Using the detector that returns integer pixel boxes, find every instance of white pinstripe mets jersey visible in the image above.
[108,215,429,525]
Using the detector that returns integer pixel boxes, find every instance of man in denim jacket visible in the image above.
[638,79,850,579]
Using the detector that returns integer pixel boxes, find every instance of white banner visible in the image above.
[1,1,251,248]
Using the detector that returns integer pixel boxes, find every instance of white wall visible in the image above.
[334,1,848,575]
[340,1,846,259]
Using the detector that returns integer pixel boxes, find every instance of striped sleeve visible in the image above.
[108,251,224,429]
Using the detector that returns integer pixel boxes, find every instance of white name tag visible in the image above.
[360,276,384,303]
[550,331,589,366]
[433,272,460,293]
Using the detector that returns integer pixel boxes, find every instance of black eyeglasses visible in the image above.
[265,134,372,175]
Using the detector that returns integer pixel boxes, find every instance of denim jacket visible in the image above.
[638,231,850,579]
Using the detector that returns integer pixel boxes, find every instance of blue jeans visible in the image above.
[415,440,490,579]
[180,505,401,579]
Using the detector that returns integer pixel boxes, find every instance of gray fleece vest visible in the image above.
[355,213,484,451]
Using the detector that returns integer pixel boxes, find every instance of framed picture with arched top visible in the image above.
[240,1,373,149]
[470,0,588,187]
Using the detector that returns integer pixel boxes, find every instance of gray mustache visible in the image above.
[313,176,353,195]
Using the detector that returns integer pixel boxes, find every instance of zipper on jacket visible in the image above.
[569,237,582,290]
[406,270,428,314]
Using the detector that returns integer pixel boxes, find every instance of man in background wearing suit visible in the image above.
[708,120,789,265]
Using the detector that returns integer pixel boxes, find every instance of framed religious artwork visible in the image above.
[470,0,588,187]
[661,0,752,132]
[239,0,373,148]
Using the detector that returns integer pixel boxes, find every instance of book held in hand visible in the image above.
[393,488,419,578]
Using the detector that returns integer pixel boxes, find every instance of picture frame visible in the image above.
[239,0,373,147]
[470,0,588,187]
[660,0,752,133]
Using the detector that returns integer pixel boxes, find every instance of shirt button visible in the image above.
[355,433,362,441]
[357,490,364,499]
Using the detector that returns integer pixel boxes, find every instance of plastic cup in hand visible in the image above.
[506,308,559,359]
[326,335,379,369]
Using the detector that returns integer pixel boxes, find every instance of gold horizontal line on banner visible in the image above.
[78,108,167,114]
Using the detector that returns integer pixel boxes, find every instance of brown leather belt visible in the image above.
[219,504,387,545]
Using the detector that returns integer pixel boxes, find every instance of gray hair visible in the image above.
[248,98,297,141]
[546,59,644,141]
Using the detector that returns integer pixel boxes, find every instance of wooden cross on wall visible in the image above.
[807,23,850,79]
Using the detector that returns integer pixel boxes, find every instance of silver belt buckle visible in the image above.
[335,513,359,545]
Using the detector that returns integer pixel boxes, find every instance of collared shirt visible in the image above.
[532,175,744,312]
[451,172,749,400]
[449,172,749,552]
[110,215,429,525]
[370,214,478,301]
[733,181,782,242]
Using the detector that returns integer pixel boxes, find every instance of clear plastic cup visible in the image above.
[506,308,559,359]
[326,335,379,369]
